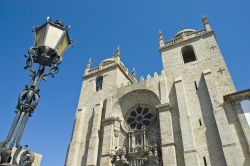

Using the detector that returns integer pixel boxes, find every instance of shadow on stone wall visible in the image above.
[169,84,185,166]
[197,75,226,166]
[81,110,94,166]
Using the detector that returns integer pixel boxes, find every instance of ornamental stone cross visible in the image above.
[210,44,217,50]
[218,68,225,74]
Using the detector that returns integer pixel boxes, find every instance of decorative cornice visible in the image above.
[83,62,134,83]
[159,29,214,51]
[224,89,250,103]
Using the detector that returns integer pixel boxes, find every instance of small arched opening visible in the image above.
[182,45,196,63]
[96,76,103,91]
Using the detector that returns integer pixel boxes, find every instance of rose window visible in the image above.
[126,105,155,130]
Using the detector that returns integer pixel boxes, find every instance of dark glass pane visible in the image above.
[127,117,134,124]
[136,106,142,114]
[143,120,150,126]
[144,113,153,119]
[130,122,137,129]
[182,45,196,63]
[142,108,149,115]
[96,76,103,91]
[136,115,143,122]
[131,111,137,117]
[137,136,142,144]
[137,123,142,130]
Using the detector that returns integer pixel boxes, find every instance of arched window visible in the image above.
[182,45,196,63]
[96,76,103,91]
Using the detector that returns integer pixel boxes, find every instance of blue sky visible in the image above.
[0,0,249,165]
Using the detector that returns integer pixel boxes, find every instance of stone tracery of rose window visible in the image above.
[126,105,155,130]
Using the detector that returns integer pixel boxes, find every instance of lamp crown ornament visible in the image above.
[55,20,64,27]
[0,17,72,165]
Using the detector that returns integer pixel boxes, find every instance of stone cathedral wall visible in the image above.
[66,17,250,166]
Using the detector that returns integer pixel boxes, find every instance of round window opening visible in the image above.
[126,105,155,130]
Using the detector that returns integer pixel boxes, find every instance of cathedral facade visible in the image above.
[65,17,250,166]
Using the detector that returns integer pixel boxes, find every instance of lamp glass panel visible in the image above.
[56,33,69,57]
[44,25,64,50]
[35,27,46,47]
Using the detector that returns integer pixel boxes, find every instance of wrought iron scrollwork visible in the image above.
[0,47,63,165]
[24,48,37,79]
[0,17,72,165]
[42,56,62,80]
[25,47,62,81]
[19,150,35,166]
[17,86,40,114]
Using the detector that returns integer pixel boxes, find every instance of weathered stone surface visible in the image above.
[65,18,250,166]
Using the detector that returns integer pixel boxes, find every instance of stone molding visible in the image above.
[102,116,121,125]
[160,29,214,51]
[83,61,134,83]
[174,77,182,83]
[224,89,250,104]
[156,103,171,112]
[202,69,211,75]
[161,142,176,147]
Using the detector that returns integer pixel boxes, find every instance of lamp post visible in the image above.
[0,17,72,166]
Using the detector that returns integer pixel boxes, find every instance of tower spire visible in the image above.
[115,46,121,57]
[131,67,136,81]
[158,30,165,48]
[87,57,92,68]
[85,57,92,75]
[202,15,212,31]
[180,23,184,30]
[112,46,121,64]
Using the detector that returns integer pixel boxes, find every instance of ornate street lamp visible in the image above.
[0,17,72,166]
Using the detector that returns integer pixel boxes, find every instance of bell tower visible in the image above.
[65,49,135,166]
[158,16,245,165]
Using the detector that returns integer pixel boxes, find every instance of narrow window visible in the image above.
[182,45,196,63]
[203,156,207,166]
[194,81,198,91]
[96,76,103,91]
[199,119,202,126]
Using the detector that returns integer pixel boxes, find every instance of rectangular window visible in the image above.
[194,81,198,91]
[96,76,103,91]
[203,156,207,166]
